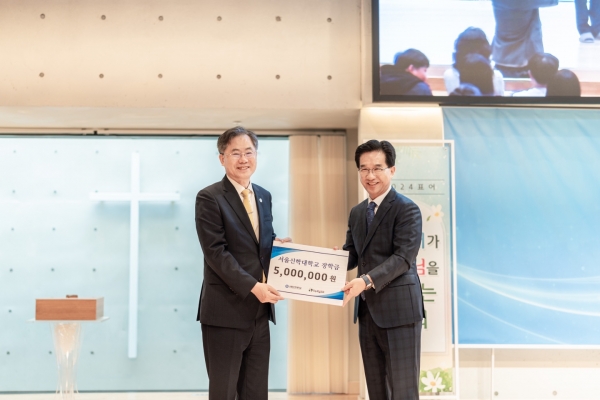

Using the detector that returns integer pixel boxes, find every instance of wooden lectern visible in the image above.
[36,296,104,320]
[33,295,108,400]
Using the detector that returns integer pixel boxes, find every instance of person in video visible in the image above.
[575,0,600,43]
[459,53,495,96]
[444,27,505,96]
[491,0,558,78]
[380,49,433,96]
[512,53,559,97]
[449,83,482,96]
[546,70,582,96]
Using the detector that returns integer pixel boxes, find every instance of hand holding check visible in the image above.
[333,246,368,307]
[251,282,284,303]
[333,246,372,307]
[251,237,292,303]
[341,277,367,306]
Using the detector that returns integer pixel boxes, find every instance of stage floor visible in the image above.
[0,394,356,400]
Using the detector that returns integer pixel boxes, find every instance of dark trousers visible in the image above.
[201,310,270,400]
[492,8,543,68]
[575,0,600,36]
[358,300,422,400]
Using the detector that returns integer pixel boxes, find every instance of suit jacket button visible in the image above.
[361,262,366,267]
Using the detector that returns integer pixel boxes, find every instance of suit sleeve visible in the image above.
[343,209,358,272]
[195,190,257,299]
[369,200,422,293]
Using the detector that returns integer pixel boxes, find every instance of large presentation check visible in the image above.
[268,242,349,306]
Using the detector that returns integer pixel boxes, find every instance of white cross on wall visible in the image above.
[90,152,180,358]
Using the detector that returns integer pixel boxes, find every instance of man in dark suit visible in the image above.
[342,140,424,400]
[195,126,288,400]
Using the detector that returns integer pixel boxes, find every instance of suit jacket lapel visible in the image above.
[222,177,259,244]
[354,200,368,256]
[360,189,396,256]
[253,184,268,247]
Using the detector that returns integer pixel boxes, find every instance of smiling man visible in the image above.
[195,126,287,400]
[342,140,425,399]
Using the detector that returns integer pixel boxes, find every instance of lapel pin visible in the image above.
[259,198,263,203]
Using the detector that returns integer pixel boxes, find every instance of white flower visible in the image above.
[427,204,444,222]
[421,371,446,393]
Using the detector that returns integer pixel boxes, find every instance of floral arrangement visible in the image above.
[419,368,453,394]
[426,204,444,222]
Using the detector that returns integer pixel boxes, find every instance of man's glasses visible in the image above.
[358,167,389,176]
[222,151,256,159]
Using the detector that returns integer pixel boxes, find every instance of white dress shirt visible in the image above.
[227,176,259,239]
[443,67,505,96]
[369,185,393,215]
[512,86,546,97]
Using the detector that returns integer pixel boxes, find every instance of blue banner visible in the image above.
[444,108,600,345]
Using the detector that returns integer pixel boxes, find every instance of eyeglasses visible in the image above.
[222,151,256,159]
[358,167,389,176]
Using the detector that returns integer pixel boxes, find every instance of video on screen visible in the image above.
[374,0,600,101]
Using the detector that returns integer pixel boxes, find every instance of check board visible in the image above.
[268,242,349,306]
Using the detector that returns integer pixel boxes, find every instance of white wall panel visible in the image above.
[0,0,361,128]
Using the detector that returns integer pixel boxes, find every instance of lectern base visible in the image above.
[52,322,82,400]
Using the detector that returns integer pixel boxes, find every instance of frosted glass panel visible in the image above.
[0,136,289,391]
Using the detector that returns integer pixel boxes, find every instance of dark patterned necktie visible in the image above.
[366,201,377,233]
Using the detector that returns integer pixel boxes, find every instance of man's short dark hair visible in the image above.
[527,53,559,85]
[354,140,396,169]
[459,53,494,96]
[393,49,430,70]
[546,69,581,97]
[217,126,259,154]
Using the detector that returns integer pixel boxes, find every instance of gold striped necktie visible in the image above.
[241,189,266,283]
[241,189,256,231]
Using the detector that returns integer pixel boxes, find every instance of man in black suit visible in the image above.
[342,140,424,400]
[195,126,288,400]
